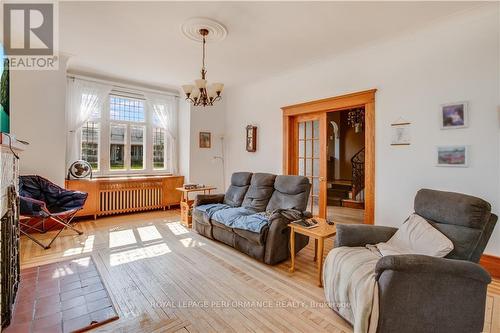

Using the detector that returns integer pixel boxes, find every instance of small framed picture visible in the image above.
[440,102,468,129]
[390,121,411,146]
[199,132,211,148]
[436,145,468,167]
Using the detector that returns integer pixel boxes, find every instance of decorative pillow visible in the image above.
[376,213,454,257]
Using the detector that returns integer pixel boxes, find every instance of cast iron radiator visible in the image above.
[1,185,20,328]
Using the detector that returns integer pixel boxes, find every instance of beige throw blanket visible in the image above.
[323,247,381,333]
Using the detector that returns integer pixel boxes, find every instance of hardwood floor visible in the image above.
[18,210,500,333]
[327,206,364,225]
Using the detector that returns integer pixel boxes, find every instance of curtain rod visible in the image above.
[67,73,180,98]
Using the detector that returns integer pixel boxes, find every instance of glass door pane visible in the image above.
[297,119,321,216]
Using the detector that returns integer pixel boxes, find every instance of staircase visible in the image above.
[327,181,351,206]
[342,147,365,209]
[327,148,365,209]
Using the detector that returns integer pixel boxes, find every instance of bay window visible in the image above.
[69,77,177,176]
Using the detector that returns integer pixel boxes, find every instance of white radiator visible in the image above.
[99,181,164,215]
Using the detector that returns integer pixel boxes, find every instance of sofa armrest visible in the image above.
[375,254,491,333]
[264,216,308,265]
[375,254,491,283]
[194,194,225,207]
[335,224,397,248]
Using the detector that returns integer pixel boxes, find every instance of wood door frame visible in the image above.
[281,89,376,224]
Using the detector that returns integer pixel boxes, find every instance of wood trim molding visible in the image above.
[282,89,377,224]
[281,89,377,116]
[480,254,500,278]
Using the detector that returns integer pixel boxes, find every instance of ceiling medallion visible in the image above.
[182,22,225,107]
[181,17,227,43]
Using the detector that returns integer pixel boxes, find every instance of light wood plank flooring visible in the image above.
[327,206,364,225]
[19,210,500,333]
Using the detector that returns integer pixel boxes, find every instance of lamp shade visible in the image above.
[213,82,224,93]
[191,88,200,98]
[182,85,194,95]
[195,79,207,89]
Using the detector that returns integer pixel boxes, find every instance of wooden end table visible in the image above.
[289,218,336,287]
[176,186,216,227]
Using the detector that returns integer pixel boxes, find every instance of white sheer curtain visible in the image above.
[144,92,178,174]
[66,78,112,169]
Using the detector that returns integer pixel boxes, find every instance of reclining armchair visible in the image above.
[19,175,87,249]
[332,189,497,333]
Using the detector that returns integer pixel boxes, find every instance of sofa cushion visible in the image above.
[193,203,230,225]
[266,175,311,212]
[242,173,277,212]
[376,214,454,257]
[211,207,269,233]
[234,227,268,246]
[212,219,234,232]
[212,207,254,225]
[223,172,253,207]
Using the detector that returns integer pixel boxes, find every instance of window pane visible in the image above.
[110,96,145,122]
[81,121,99,170]
[298,122,305,140]
[130,126,144,170]
[110,124,126,170]
[313,120,319,139]
[306,158,312,176]
[306,140,313,158]
[298,140,304,158]
[306,121,312,139]
[153,128,165,169]
[313,139,319,158]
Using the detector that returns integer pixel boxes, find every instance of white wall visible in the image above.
[178,99,191,181]
[187,101,226,192]
[224,5,500,255]
[11,56,69,186]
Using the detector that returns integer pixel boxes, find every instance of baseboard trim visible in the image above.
[480,254,500,278]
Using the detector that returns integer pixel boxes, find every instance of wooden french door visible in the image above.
[292,113,327,218]
[282,89,376,224]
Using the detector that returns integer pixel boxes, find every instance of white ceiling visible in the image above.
[60,2,483,90]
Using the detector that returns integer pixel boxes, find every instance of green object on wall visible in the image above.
[0,57,9,133]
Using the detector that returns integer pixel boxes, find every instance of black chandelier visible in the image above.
[182,29,224,107]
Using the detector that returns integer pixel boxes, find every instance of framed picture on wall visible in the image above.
[436,145,468,167]
[440,102,468,129]
[199,132,211,148]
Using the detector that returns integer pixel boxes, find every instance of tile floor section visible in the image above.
[4,257,118,333]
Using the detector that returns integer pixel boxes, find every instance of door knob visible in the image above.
[319,177,325,182]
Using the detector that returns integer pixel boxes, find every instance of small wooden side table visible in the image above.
[289,218,336,287]
[176,186,216,227]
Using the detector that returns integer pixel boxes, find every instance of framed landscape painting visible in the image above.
[436,145,468,167]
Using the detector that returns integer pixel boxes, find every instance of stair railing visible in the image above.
[351,147,365,202]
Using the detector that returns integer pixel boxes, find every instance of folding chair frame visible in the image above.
[19,197,83,250]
